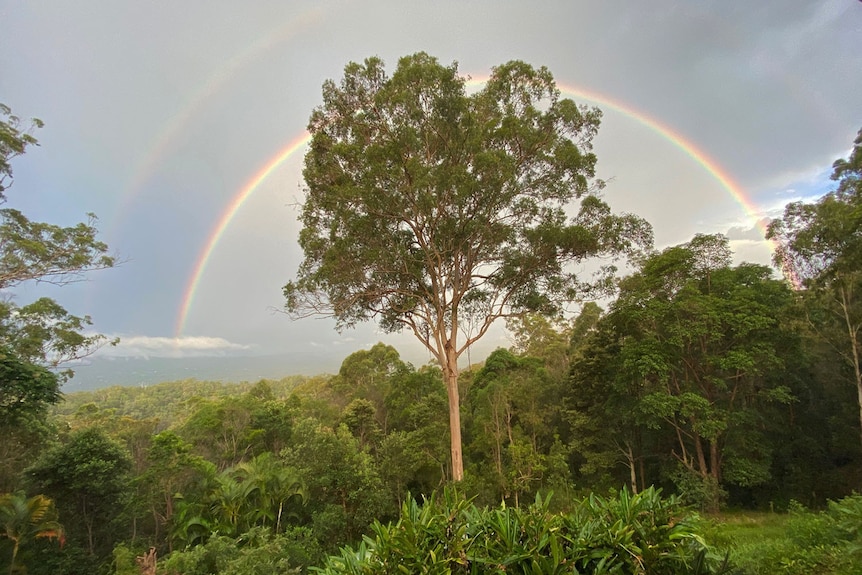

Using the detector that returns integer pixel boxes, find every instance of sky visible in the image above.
[1,1,861,375]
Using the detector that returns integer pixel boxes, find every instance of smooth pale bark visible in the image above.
[445,379,464,482]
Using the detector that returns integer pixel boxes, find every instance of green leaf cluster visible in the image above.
[314,487,727,575]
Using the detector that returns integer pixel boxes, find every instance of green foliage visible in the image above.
[383,365,448,437]
[0,103,41,201]
[567,234,800,509]
[0,211,114,291]
[313,486,727,575]
[162,526,324,575]
[281,419,390,550]
[0,411,56,493]
[26,427,133,557]
[667,466,727,513]
[286,52,647,331]
[331,344,405,428]
[564,308,635,491]
[506,314,573,380]
[139,431,212,545]
[341,399,382,451]
[465,348,570,505]
[0,106,117,508]
[111,543,140,575]
[0,109,117,377]
[0,106,116,495]
[54,377,307,425]
[564,487,724,575]
[373,363,449,502]
[768,128,862,284]
[176,387,296,469]
[0,107,114,295]
[767,127,862,450]
[0,346,59,426]
[24,539,103,575]
[232,453,307,535]
[169,453,306,548]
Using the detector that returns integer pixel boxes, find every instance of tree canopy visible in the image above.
[0,104,117,495]
[0,105,116,385]
[768,128,862,448]
[284,53,652,480]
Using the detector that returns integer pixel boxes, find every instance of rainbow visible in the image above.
[107,8,324,243]
[174,131,310,336]
[174,79,768,337]
[555,82,763,231]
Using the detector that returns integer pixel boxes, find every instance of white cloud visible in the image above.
[758,164,834,202]
[725,218,771,242]
[728,239,775,268]
[95,335,252,359]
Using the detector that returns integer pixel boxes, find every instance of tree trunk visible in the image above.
[491,401,504,477]
[135,547,157,575]
[672,420,690,469]
[694,435,708,479]
[626,443,638,494]
[443,347,464,482]
[838,284,862,449]
[81,498,95,555]
[638,456,646,493]
[9,538,19,575]
[709,439,721,483]
[857,372,862,450]
[276,501,283,534]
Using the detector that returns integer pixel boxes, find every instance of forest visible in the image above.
[2,54,862,575]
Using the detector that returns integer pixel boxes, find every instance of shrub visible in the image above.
[161,526,324,575]
[311,486,730,574]
[668,466,726,513]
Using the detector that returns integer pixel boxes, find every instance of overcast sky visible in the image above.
[1,1,861,371]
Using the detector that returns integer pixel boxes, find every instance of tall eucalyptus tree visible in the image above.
[284,53,652,480]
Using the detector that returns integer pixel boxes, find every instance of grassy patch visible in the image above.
[708,497,862,575]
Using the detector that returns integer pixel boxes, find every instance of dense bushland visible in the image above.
[2,327,859,574]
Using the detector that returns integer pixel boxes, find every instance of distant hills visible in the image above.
[62,352,339,392]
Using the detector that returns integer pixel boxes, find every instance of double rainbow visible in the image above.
[174,82,763,337]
